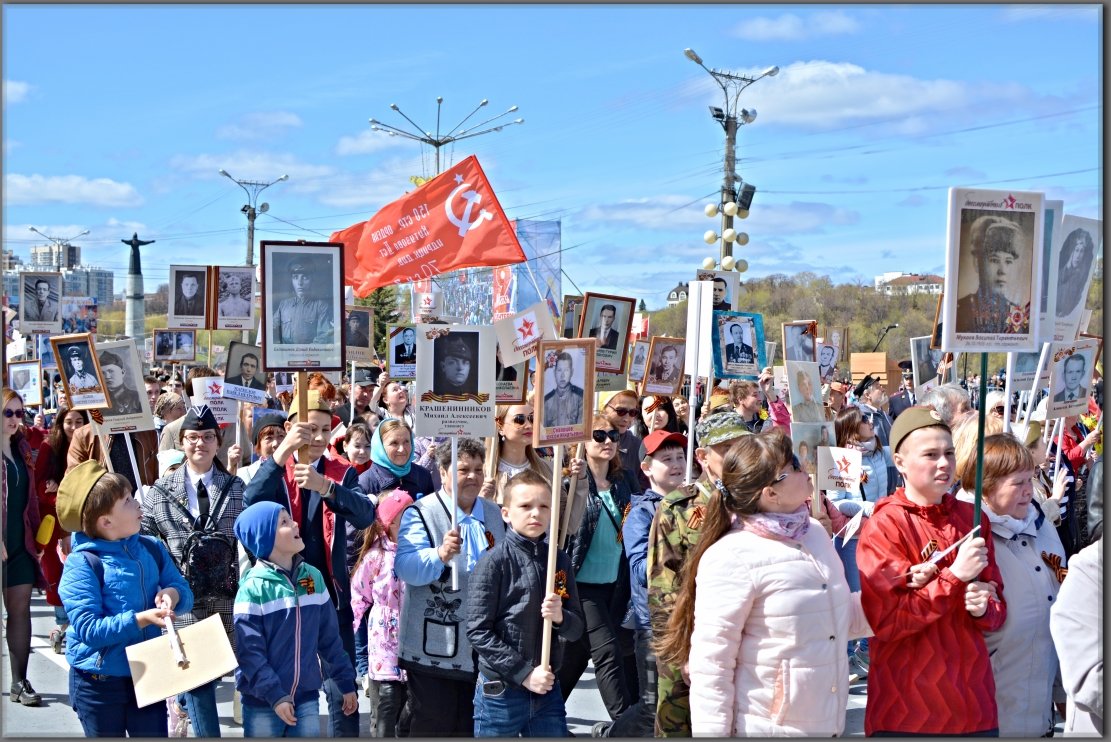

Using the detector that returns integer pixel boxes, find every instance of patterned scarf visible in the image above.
[740,503,811,542]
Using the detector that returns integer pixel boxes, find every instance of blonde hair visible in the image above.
[952,414,1005,478]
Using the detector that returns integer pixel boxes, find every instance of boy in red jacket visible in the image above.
[857,406,1006,736]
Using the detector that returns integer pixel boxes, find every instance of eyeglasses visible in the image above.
[183,432,217,444]
[607,406,636,417]
[591,429,620,443]
[3,408,25,418]
[773,455,802,484]
[510,413,535,426]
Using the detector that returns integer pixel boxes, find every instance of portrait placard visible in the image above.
[765,341,777,367]
[495,348,529,406]
[816,446,863,492]
[19,272,63,334]
[386,324,418,380]
[213,266,255,331]
[344,304,376,365]
[260,241,344,372]
[791,422,835,477]
[412,324,495,438]
[273,371,294,396]
[642,337,687,397]
[533,339,595,448]
[773,365,789,403]
[7,360,42,407]
[560,296,584,339]
[154,329,196,362]
[50,333,108,411]
[825,326,849,362]
[1051,214,1101,343]
[595,372,628,393]
[930,292,945,350]
[222,341,268,404]
[685,282,714,380]
[694,269,740,312]
[189,377,237,426]
[60,296,99,335]
[628,339,650,382]
[942,188,1043,352]
[910,335,947,392]
[1010,349,1050,386]
[95,339,154,433]
[782,321,818,363]
[167,265,209,330]
[576,293,635,374]
[494,301,558,367]
[35,333,57,369]
[711,311,766,380]
[816,344,839,383]
[1036,200,1063,344]
[1046,339,1098,419]
[785,361,825,423]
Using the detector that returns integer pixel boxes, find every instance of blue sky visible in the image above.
[3,4,1102,309]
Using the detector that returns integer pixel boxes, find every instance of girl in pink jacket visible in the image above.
[658,429,871,736]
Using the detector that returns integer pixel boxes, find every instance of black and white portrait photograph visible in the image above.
[782,321,817,363]
[695,269,739,311]
[215,266,255,331]
[412,324,496,438]
[826,326,849,363]
[712,311,765,381]
[19,272,63,334]
[1047,339,1098,419]
[578,292,635,374]
[1052,214,1101,342]
[260,240,344,372]
[533,338,595,447]
[1037,199,1063,343]
[36,333,57,369]
[629,339,650,382]
[910,335,946,391]
[387,324,418,380]
[642,336,686,397]
[50,333,108,411]
[495,347,528,405]
[154,328,197,362]
[792,422,835,478]
[7,360,42,407]
[817,344,839,383]
[167,265,208,329]
[95,339,155,432]
[222,340,268,404]
[785,361,826,423]
[345,305,375,365]
[943,188,1043,352]
[561,295,584,339]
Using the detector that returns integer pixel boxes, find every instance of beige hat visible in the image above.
[286,390,331,421]
[889,405,951,454]
[56,459,109,533]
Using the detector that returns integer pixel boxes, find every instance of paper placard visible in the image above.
[190,378,237,426]
[493,301,558,366]
[412,324,496,437]
[685,282,714,379]
[816,446,863,492]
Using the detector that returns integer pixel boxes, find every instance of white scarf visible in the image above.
[984,501,1040,540]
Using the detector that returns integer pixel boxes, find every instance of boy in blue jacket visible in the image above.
[233,501,358,737]
[57,459,193,737]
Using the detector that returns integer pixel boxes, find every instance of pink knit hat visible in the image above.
[378,489,414,528]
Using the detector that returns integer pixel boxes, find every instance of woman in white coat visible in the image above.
[657,428,870,736]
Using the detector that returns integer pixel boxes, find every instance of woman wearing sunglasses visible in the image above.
[480,403,587,532]
[658,428,869,735]
[556,413,639,721]
[2,388,46,706]
[602,390,644,485]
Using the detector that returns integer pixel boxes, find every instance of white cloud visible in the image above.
[215,111,303,141]
[314,155,427,209]
[335,129,406,156]
[1000,5,1101,23]
[169,150,334,186]
[732,11,860,42]
[576,196,859,236]
[4,174,142,207]
[4,80,31,104]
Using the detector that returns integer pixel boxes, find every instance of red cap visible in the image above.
[642,429,688,456]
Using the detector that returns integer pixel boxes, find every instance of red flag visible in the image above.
[331,155,526,297]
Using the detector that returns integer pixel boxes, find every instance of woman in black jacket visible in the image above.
[556,412,639,721]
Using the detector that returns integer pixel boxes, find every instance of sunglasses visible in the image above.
[991,406,1005,415]
[591,429,620,444]
[607,406,636,417]
[3,408,25,418]
[773,454,803,484]
[860,412,876,425]
[510,413,535,426]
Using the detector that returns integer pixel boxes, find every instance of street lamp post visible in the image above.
[28,226,90,270]
[684,48,777,263]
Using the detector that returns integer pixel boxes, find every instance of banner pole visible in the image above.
[540,443,564,671]
[1003,352,1016,434]
[973,353,989,526]
[450,435,460,591]
[122,432,143,492]
[349,361,356,424]
[560,443,585,549]
[295,372,311,465]
[1022,342,1051,427]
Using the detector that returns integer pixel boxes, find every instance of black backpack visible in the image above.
[159,477,240,604]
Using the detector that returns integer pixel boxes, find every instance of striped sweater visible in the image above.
[233,556,357,709]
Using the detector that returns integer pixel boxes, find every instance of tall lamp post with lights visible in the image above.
[684,48,777,271]
[218,170,288,342]
[28,226,89,269]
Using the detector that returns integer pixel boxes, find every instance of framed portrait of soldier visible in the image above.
[50,333,108,411]
[7,360,42,407]
[533,338,595,448]
[942,188,1043,352]
[1046,339,1098,419]
[260,241,344,372]
[561,295,584,339]
[95,339,154,433]
[495,345,529,405]
[576,292,635,374]
[222,340,268,404]
[167,265,209,330]
[214,266,255,331]
[628,339,650,382]
[19,272,63,334]
[412,324,496,438]
[1051,214,1101,343]
[344,305,376,365]
[782,321,818,363]
[694,269,739,312]
[712,311,766,381]
[825,326,849,362]
[785,361,826,424]
[386,324,418,380]
[642,337,687,397]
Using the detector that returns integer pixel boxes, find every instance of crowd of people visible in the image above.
[1,339,1103,738]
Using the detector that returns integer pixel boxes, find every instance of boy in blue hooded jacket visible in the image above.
[57,459,193,737]
[233,501,358,737]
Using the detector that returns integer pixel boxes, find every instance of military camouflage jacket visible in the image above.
[645,478,714,635]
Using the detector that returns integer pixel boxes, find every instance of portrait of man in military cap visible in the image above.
[98,347,143,416]
[260,241,345,372]
[273,259,334,345]
[51,333,109,410]
[432,331,479,397]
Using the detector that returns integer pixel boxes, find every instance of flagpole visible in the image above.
[540,443,564,672]
[450,435,460,591]
[1003,352,1016,434]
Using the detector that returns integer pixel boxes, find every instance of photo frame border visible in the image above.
[825,325,849,361]
[782,320,818,363]
[18,271,64,335]
[166,264,210,330]
[533,338,596,448]
[385,323,418,381]
[7,359,43,407]
[213,265,256,331]
[641,335,687,397]
[576,292,636,375]
[49,332,109,411]
[94,338,155,433]
[711,311,766,380]
[560,295,584,339]
[628,338,651,382]
[344,304,377,365]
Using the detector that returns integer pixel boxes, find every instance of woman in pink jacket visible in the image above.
[658,428,870,736]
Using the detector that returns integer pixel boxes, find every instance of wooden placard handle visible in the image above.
[296,371,312,465]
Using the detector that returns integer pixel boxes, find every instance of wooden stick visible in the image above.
[559,443,585,549]
[1003,352,1015,434]
[540,443,564,671]
[93,420,114,473]
[295,371,311,465]
[122,432,143,491]
[1054,415,1066,476]
[349,361,356,425]
[973,353,989,526]
[450,436,460,591]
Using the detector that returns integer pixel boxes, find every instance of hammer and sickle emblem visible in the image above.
[446,179,494,237]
